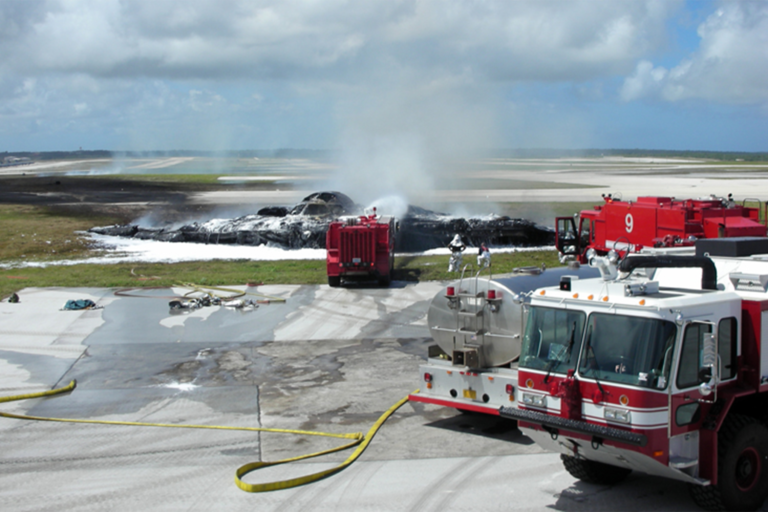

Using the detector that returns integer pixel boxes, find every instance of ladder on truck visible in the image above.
[450,265,493,367]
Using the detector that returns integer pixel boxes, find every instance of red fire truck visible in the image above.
[325,210,396,287]
[500,238,768,511]
[556,195,766,264]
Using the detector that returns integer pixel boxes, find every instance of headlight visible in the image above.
[604,408,631,424]
[522,393,547,407]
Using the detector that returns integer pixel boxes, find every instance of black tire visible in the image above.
[561,454,632,485]
[378,274,391,287]
[689,415,768,511]
[328,275,341,287]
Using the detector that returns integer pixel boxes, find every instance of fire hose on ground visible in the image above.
[0,380,416,492]
[113,283,287,305]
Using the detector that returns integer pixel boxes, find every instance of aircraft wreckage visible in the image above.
[90,191,554,252]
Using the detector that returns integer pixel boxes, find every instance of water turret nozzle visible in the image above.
[587,249,619,281]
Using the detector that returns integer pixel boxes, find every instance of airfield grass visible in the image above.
[0,203,564,299]
[0,205,121,262]
[0,252,561,300]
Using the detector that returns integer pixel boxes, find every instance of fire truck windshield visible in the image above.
[579,313,676,389]
[520,307,586,373]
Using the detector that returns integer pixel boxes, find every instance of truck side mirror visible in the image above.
[699,332,719,397]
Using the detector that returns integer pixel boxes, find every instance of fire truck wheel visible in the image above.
[328,276,341,287]
[690,415,768,512]
[560,454,631,485]
[378,275,391,287]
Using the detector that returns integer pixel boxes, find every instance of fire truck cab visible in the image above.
[502,238,768,511]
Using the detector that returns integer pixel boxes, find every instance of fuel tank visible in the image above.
[428,265,600,368]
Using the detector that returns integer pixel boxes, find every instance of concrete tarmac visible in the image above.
[0,282,756,511]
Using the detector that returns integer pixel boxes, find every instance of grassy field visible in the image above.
[0,252,561,299]
[0,202,563,299]
[0,205,122,262]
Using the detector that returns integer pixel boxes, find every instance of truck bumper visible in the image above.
[408,393,500,415]
[413,359,518,416]
[500,406,647,446]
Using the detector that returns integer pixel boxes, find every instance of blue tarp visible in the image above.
[63,299,97,310]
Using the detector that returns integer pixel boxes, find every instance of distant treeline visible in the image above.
[3,148,767,162]
[488,148,768,162]
[0,149,331,160]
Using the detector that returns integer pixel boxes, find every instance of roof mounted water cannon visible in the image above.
[586,248,619,281]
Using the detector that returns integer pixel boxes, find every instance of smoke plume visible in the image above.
[327,79,501,215]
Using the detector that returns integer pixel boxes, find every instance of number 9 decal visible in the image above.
[625,213,634,233]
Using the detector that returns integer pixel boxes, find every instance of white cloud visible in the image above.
[621,1,768,105]
[1,0,678,82]
[3,0,763,153]
[620,60,667,101]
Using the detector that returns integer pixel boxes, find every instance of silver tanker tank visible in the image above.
[428,265,600,368]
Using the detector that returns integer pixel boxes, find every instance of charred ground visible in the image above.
[0,175,264,223]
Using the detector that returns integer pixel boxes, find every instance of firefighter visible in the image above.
[477,243,491,269]
[447,234,466,272]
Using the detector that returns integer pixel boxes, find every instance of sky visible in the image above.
[1,0,767,153]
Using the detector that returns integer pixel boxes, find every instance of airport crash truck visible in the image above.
[555,194,766,265]
[326,210,396,287]
[496,237,768,511]
[408,265,600,415]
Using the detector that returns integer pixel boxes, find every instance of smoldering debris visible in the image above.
[89,191,554,252]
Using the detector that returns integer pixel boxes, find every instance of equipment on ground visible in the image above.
[409,264,599,416]
[500,238,768,511]
[62,299,99,310]
[325,209,396,287]
[555,194,767,264]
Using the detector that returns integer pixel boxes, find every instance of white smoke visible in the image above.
[365,194,409,219]
[327,79,501,213]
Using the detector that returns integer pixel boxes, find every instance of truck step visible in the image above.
[669,456,698,469]
[458,309,483,317]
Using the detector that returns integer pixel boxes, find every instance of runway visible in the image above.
[0,282,733,511]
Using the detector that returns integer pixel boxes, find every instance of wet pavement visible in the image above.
[0,282,751,511]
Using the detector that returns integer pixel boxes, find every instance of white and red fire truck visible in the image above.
[497,237,768,511]
[556,194,766,264]
[408,193,764,419]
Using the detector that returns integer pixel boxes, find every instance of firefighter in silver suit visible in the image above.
[447,234,466,272]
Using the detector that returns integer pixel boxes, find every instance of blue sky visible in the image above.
[0,0,766,153]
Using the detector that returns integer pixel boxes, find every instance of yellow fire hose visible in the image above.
[0,380,414,493]
[179,283,287,303]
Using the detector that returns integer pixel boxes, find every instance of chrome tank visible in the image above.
[428,266,600,368]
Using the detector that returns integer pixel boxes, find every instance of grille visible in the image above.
[340,229,374,265]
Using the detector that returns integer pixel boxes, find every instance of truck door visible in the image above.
[555,216,580,257]
[579,217,593,251]
[668,322,713,476]
[668,319,735,473]
[670,321,714,438]
[671,318,737,438]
